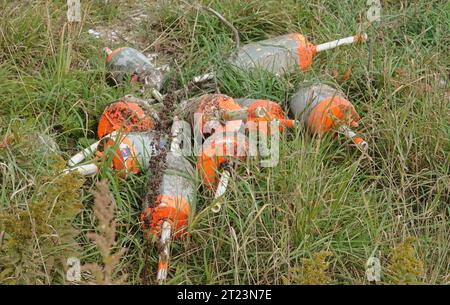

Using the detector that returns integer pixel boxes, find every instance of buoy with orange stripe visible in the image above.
[181,94,247,206]
[227,98,299,133]
[178,94,248,212]
[97,96,158,139]
[66,131,166,177]
[67,96,159,173]
[140,119,196,284]
[230,33,367,76]
[289,83,368,152]
[193,94,244,136]
[186,94,246,189]
[100,132,167,178]
[198,132,248,213]
[197,126,248,189]
[104,47,164,101]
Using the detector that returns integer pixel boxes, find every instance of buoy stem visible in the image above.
[316,33,368,52]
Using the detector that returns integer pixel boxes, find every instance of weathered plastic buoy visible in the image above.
[197,128,248,189]
[104,47,164,101]
[230,33,368,76]
[140,120,196,284]
[232,98,298,133]
[289,83,368,151]
[97,97,158,139]
[100,132,167,177]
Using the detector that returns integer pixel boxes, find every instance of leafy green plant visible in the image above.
[0,129,84,284]
[387,237,425,284]
[284,252,333,285]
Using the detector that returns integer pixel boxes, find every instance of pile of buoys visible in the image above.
[64,24,369,284]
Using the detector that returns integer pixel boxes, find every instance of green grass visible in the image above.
[0,0,449,284]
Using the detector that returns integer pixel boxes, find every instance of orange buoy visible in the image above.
[290,83,367,151]
[230,33,367,76]
[97,98,157,138]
